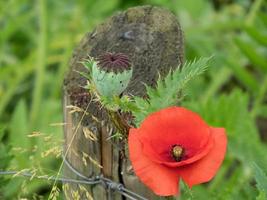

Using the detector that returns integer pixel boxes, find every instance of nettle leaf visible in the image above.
[133,57,211,125]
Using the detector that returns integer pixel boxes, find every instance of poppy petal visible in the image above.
[128,128,180,196]
[177,128,227,187]
[139,107,211,162]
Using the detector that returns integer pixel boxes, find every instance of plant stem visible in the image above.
[30,0,47,128]
[0,62,34,118]
[251,75,267,118]
[201,67,231,104]
[246,0,264,26]
[108,110,130,137]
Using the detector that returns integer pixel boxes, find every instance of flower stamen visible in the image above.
[171,145,184,162]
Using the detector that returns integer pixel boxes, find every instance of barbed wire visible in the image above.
[63,156,147,200]
[0,157,148,200]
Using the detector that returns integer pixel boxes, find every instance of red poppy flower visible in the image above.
[128,107,227,196]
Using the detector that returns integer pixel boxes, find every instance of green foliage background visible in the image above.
[0,0,267,199]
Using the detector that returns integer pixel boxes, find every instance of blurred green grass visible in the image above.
[0,0,267,199]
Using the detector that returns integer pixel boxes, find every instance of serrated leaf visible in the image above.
[83,59,95,71]
[75,70,91,80]
[133,57,211,125]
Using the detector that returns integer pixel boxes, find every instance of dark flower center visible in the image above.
[96,52,131,73]
[171,145,184,162]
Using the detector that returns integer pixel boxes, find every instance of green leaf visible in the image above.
[133,57,211,125]
[74,70,91,80]
[234,37,267,73]
[0,125,6,140]
[256,191,267,200]
[257,105,267,118]
[9,99,30,168]
[259,12,267,27]
[83,59,95,71]
[245,26,267,46]
[226,59,258,92]
[0,142,13,169]
[253,163,267,193]
[184,90,267,199]
[9,100,30,149]
[201,67,231,103]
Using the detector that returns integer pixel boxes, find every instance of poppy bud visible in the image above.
[92,52,132,97]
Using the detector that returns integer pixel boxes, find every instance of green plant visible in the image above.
[1,0,267,199]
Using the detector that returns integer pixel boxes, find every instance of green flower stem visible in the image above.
[52,38,74,97]
[30,0,47,128]
[108,110,130,137]
[246,0,264,26]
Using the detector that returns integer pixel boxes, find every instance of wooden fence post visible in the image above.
[63,5,184,199]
